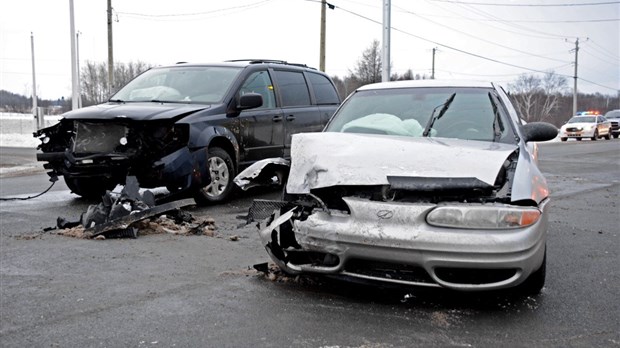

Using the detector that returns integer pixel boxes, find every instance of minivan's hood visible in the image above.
[62,103,211,121]
[286,132,518,194]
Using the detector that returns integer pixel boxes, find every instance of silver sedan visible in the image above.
[236,80,558,294]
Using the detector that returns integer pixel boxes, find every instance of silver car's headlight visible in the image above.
[426,205,541,229]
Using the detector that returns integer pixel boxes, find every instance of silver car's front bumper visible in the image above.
[260,196,548,291]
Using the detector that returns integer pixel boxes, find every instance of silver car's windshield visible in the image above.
[111,66,243,104]
[325,87,514,143]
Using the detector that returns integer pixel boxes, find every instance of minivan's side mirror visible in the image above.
[520,122,558,142]
[238,93,263,110]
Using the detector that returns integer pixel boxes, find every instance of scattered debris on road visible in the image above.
[45,176,220,239]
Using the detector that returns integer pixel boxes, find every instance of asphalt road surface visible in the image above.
[0,141,619,347]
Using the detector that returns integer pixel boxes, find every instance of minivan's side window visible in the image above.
[273,70,311,107]
[239,71,276,109]
[307,72,339,105]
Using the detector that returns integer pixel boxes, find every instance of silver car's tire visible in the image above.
[194,147,235,205]
[591,130,598,141]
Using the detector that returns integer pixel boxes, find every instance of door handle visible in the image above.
[272,115,283,122]
[286,115,296,121]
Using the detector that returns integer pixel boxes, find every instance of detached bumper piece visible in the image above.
[56,176,195,239]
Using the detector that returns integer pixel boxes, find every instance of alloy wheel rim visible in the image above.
[204,157,229,197]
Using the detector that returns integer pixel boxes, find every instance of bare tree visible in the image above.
[508,74,541,122]
[350,40,382,86]
[508,72,567,122]
[539,72,568,121]
[80,61,152,106]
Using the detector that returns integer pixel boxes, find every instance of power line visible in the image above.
[581,48,620,67]
[587,40,620,61]
[425,0,570,39]
[426,0,620,7]
[393,4,571,64]
[333,4,618,91]
[116,0,273,19]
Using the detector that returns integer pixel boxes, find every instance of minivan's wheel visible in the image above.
[194,147,235,205]
[604,133,611,140]
[516,247,546,296]
[591,130,598,141]
[64,176,117,199]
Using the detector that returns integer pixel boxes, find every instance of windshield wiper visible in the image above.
[423,93,456,137]
[488,92,503,142]
[109,99,125,103]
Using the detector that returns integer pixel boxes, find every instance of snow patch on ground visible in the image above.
[1,112,62,148]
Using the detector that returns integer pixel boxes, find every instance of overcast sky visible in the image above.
[1,0,618,100]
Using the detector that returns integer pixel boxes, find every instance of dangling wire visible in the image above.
[0,177,57,201]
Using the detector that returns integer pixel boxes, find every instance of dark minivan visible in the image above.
[34,60,341,204]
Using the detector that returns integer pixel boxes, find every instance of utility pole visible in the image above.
[30,33,37,117]
[381,0,391,82]
[431,47,437,79]
[319,1,334,72]
[571,38,579,116]
[69,0,79,110]
[107,0,114,95]
[320,0,326,72]
[76,31,82,108]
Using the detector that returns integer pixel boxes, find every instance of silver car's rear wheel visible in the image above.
[194,147,235,205]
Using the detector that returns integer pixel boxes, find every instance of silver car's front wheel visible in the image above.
[194,147,235,205]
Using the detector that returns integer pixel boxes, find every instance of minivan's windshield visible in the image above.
[325,87,513,143]
[111,66,243,104]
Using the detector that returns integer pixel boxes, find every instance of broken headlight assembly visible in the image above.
[426,205,541,229]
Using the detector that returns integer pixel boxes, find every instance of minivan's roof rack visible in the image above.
[226,59,315,69]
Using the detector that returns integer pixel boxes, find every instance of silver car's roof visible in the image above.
[356,79,495,91]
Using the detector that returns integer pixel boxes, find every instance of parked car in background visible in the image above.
[237,80,558,295]
[604,109,620,138]
[34,60,341,204]
[559,113,611,141]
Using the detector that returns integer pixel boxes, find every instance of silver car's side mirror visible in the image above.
[520,122,558,142]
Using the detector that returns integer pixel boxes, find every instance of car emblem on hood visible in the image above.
[377,210,394,219]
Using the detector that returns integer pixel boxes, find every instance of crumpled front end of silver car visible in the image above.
[237,132,550,291]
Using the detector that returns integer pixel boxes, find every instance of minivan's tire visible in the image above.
[194,147,235,205]
[516,247,546,296]
[591,130,598,141]
[64,176,117,199]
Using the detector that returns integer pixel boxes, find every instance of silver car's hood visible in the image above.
[287,132,518,194]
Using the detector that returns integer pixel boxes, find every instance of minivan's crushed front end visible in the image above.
[34,104,210,199]
[238,132,550,293]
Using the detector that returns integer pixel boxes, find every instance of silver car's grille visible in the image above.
[344,260,436,284]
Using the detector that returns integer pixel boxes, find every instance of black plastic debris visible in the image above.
[253,262,269,274]
[54,176,195,239]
